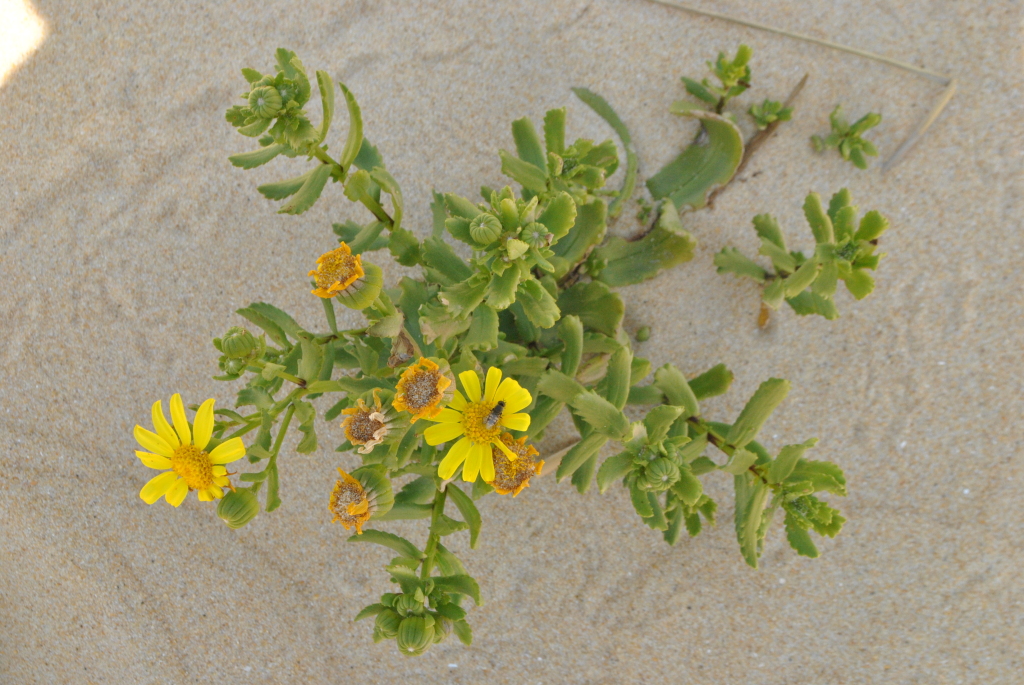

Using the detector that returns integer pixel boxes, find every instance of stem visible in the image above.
[322,296,338,334]
[686,416,775,489]
[311,145,340,168]
[420,487,449,579]
[253,403,295,494]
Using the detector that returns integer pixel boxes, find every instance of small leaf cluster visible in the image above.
[715,188,890,320]
[681,44,752,111]
[749,98,793,130]
[811,105,882,169]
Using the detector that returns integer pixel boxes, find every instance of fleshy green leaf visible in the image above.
[557,315,584,378]
[516,277,560,329]
[803,193,835,245]
[278,163,332,215]
[499,149,548,193]
[734,472,770,568]
[643,405,684,444]
[441,273,490,319]
[537,369,586,403]
[347,530,424,559]
[714,247,767,283]
[688,363,733,400]
[596,452,634,493]
[721,447,757,475]
[855,210,889,241]
[511,116,547,171]
[785,512,819,558]
[556,432,609,482]
[842,269,875,300]
[337,82,364,170]
[431,575,481,606]
[592,201,695,287]
[646,109,743,211]
[538,192,577,240]
[572,87,637,217]
[653,364,700,419]
[570,393,630,440]
[767,439,818,484]
[598,346,633,410]
[550,199,607,279]
[727,378,790,448]
[463,305,498,351]
[257,168,316,200]
[543,107,566,155]
[229,144,288,170]
[557,281,623,336]
[446,484,482,549]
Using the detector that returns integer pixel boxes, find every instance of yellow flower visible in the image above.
[486,433,545,497]
[424,367,532,483]
[393,357,454,422]
[133,394,245,507]
[309,242,365,299]
[341,389,399,454]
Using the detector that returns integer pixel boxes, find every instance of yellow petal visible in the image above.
[501,412,531,431]
[495,438,518,461]
[429,408,464,424]
[192,398,215,450]
[135,450,171,470]
[483,366,502,403]
[165,478,189,507]
[438,437,472,479]
[459,370,481,403]
[169,394,192,446]
[208,485,225,499]
[198,489,213,502]
[140,471,178,504]
[134,425,174,458]
[214,475,231,487]
[209,437,246,464]
[462,443,484,482]
[449,391,468,411]
[424,421,467,446]
[479,445,495,482]
[503,386,533,414]
[151,400,180,449]
[212,465,227,476]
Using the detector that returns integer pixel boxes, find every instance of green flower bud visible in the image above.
[394,593,423,617]
[396,616,435,656]
[469,214,503,245]
[505,238,530,261]
[636,326,651,342]
[248,86,282,118]
[643,457,680,491]
[220,327,259,359]
[433,616,452,643]
[375,608,402,639]
[216,488,260,529]
[520,222,552,247]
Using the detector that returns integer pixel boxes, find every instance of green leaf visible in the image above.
[767,439,817,484]
[537,369,586,403]
[727,378,790,448]
[525,396,565,439]
[785,290,839,320]
[714,247,766,283]
[734,472,770,568]
[337,82,364,169]
[446,485,482,549]
[315,70,335,143]
[550,199,606,278]
[434,514,469,537]
[440,273,490,319]
[557,315,584,378]
[516,277,560,329]
[647,109,743,211]
[278,163,332,215]
[688,364,733,400]
[680,76,718,104]
[653,364,700,418]
[556,281,623,336]
[784,512,819,558]
[387,228,420,267]
[354,137,384,173]
[511,116,547,171]
[827,187,852,223]
[627,385,664,405]
[571,453,599,494]
[354,603,386,622]
[596,451,634,493]
[292,399,317,453]
[485,262,521,310]
[592,201,695,287]
[432,575,482,606]
[629,479,653,517]
[375,501,433,520]
[556,432,608,481]
[500,357,549,377]
[435,543,467,577]
[643,405,684,444]
[812,259,839,299]
[453,619,473,646]
[572,87,637,217]
[721,447,757,475]
[758,238,797,275]
[499,149,548,193]
[855,210,889,241]
[832,205,858,242]
[463,305,498,351]
[238,117,271,138]
[672,464,702,506]
[297,337,324,383]
[598,346,633,410]
[570,392,630,440]
[345,221,387,255]
[538,192,577,240]
[347,530,424,559]
[258,168,316,200]
[842,269,875,300]
[787,459,847,496]
[543,107,566,155]
[803,193,835,245]
[265,463,282,512]
[783,256,821,297]
[422,236,472,283]
[229,144,287,169]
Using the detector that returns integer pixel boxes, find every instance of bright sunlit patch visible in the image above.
[0,0,46,87]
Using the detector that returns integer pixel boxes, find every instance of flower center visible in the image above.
[345,410,386,444]
[315,249,364,291]
[170,444,214,490]
[402,370,442,411]
[462,402,503,444]
[329,480,369,526]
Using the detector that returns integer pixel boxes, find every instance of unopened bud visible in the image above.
[217,488,259,529]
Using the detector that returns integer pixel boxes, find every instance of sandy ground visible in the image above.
[1,0,1022,683]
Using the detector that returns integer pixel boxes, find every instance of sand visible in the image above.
[1,0,1022,682]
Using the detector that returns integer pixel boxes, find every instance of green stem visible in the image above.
[253,403,295,495]
[420,487,449,579]
[311,144,339,168]
[322,296,338,334]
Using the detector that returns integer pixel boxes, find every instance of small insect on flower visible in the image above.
[483,400,505,429]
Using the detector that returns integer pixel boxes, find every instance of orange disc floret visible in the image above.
[393,357,454,422]
[328,468,372,533]
[340,389,390,454]
[487,433,544,497]
[309,242,365,299]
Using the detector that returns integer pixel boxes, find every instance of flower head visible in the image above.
[393,357,454,422]
[309,242,365,299]
[329,467,394,533]
[424,367,532,483]
[133,394,245,507]
[487,433,544,497]
[341,389,403,454]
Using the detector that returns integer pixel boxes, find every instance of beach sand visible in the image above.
[1,1,1022,682]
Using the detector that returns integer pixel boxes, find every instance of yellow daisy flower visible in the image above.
[328,467,393,533]
[486,433,545,497]
[424,367,532,483]
[309,242,365,299]
[393,357,454,422]
[133,394,245,507]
